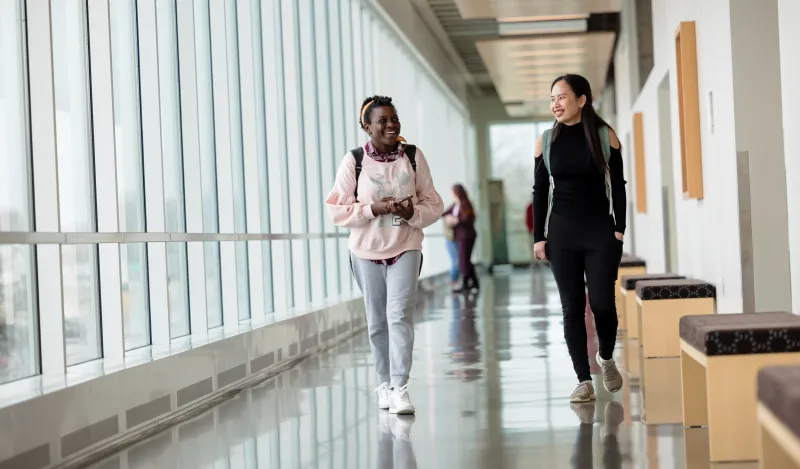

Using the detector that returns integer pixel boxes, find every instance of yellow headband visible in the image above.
[360,100,374,126]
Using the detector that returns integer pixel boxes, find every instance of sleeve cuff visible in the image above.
[404,210,421,228]
[362,204,376,219]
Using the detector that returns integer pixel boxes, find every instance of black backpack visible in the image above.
[351,145,417,198]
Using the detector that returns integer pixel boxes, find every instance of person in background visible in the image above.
[326,95,444,415]
[443,184,479,294]
[525,201,534,237]
[443,211,460,290]
[532,74,627,404]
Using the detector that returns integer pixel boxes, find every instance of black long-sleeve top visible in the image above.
[532,123,627,242]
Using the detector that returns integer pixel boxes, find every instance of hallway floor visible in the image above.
[87,270,757,468]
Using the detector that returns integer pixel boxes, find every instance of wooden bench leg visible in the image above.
[760,421,796,469]
[680,348,707,427]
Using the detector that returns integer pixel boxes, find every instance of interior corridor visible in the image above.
[84,271,749,469]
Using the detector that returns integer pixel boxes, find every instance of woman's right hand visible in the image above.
[533,241,547,260]
[371,198,393,216]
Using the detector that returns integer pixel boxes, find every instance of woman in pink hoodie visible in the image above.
[326,96,444,415]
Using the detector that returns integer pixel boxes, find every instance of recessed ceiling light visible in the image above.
[497,14,589,23]
[498,19,588,36]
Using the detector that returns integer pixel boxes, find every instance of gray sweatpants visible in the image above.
[350,251,422,388]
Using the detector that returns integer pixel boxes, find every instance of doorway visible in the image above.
[658,73,679,272]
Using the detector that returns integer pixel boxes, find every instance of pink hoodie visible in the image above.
[325,145,444,260]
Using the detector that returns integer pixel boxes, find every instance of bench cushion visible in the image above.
[620,256,646,268]
[620,274,685,291]
[636,279,715,301]
[758,365,800,439]
[680,311,800,356]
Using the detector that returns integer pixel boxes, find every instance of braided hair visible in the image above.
[359,95,396,128]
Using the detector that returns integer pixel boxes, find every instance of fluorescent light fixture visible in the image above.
[509,48,586,58]
[498,19,588,36]
[497,14,589,23]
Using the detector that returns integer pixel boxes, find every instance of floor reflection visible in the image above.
[377,414,417,469]
[87,270,760,469]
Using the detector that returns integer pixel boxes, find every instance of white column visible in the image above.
[138,0,171,344]
[209,0,240,329]
[28,0,66,375]
[176,0,208,336]
[236,0,266,322]
[778,0,800,313]
[87,0,125,362]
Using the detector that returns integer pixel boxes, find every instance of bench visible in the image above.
[757,365,800,468]
[616,256,646,324]
[634,279,715,425]
[618,273,685,336]
[618,274,684,383]
[679,312,800,462]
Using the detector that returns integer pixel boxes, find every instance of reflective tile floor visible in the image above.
[88,270,757,468]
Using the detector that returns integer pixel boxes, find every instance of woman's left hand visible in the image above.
[615,232,624,242]
[393,197,415,221]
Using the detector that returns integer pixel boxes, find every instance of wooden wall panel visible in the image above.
[633,112,648,213]
[675,21,704,199]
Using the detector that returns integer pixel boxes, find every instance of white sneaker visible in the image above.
[389,384,416,415]
[375,382,391,410]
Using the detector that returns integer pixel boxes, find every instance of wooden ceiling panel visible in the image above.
[477,31,616,116]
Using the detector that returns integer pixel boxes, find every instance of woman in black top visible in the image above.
[532,74,627,403]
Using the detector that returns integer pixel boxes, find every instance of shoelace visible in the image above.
[393,384,410,397]
[602,362,621,381]
[374,383,390,395]
[573,382,590,395]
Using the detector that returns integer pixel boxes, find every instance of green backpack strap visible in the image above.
[542,129,552,173]
[541,129,555,238]
[599,126,611,163]
[598,126,615,224]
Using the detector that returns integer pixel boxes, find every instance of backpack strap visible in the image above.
[541,129,552,173]
[351,147,364,198]
[598,126,615,224]
[599,126,611,163]
[541,129,555,238]
[404,144,417,172]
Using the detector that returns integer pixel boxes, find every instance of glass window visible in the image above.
[250,0,274,313]
[298,0,325,304]
[194,0,223,328]
[262,0,291,310]
[281,0,310,308]
[225,0,251,320]
[51,0,102,365]
[110,0,150,351]
[0,0,38,384]
[156,0,190,338]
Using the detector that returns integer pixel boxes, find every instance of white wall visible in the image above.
[729,0,791,312]
[778,0,800,312]
[615,0,744,313]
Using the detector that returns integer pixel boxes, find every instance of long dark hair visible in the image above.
[550,74,613,174]
[453,184,475,219]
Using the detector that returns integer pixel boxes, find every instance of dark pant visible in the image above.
[457,234,478,290]
[546,214,622,383]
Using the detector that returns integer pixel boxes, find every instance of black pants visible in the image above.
[546,213,622,383]
[457,234,479,290]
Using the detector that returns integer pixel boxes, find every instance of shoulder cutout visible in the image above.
[608,128,621,150]
[535,133,543,159]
